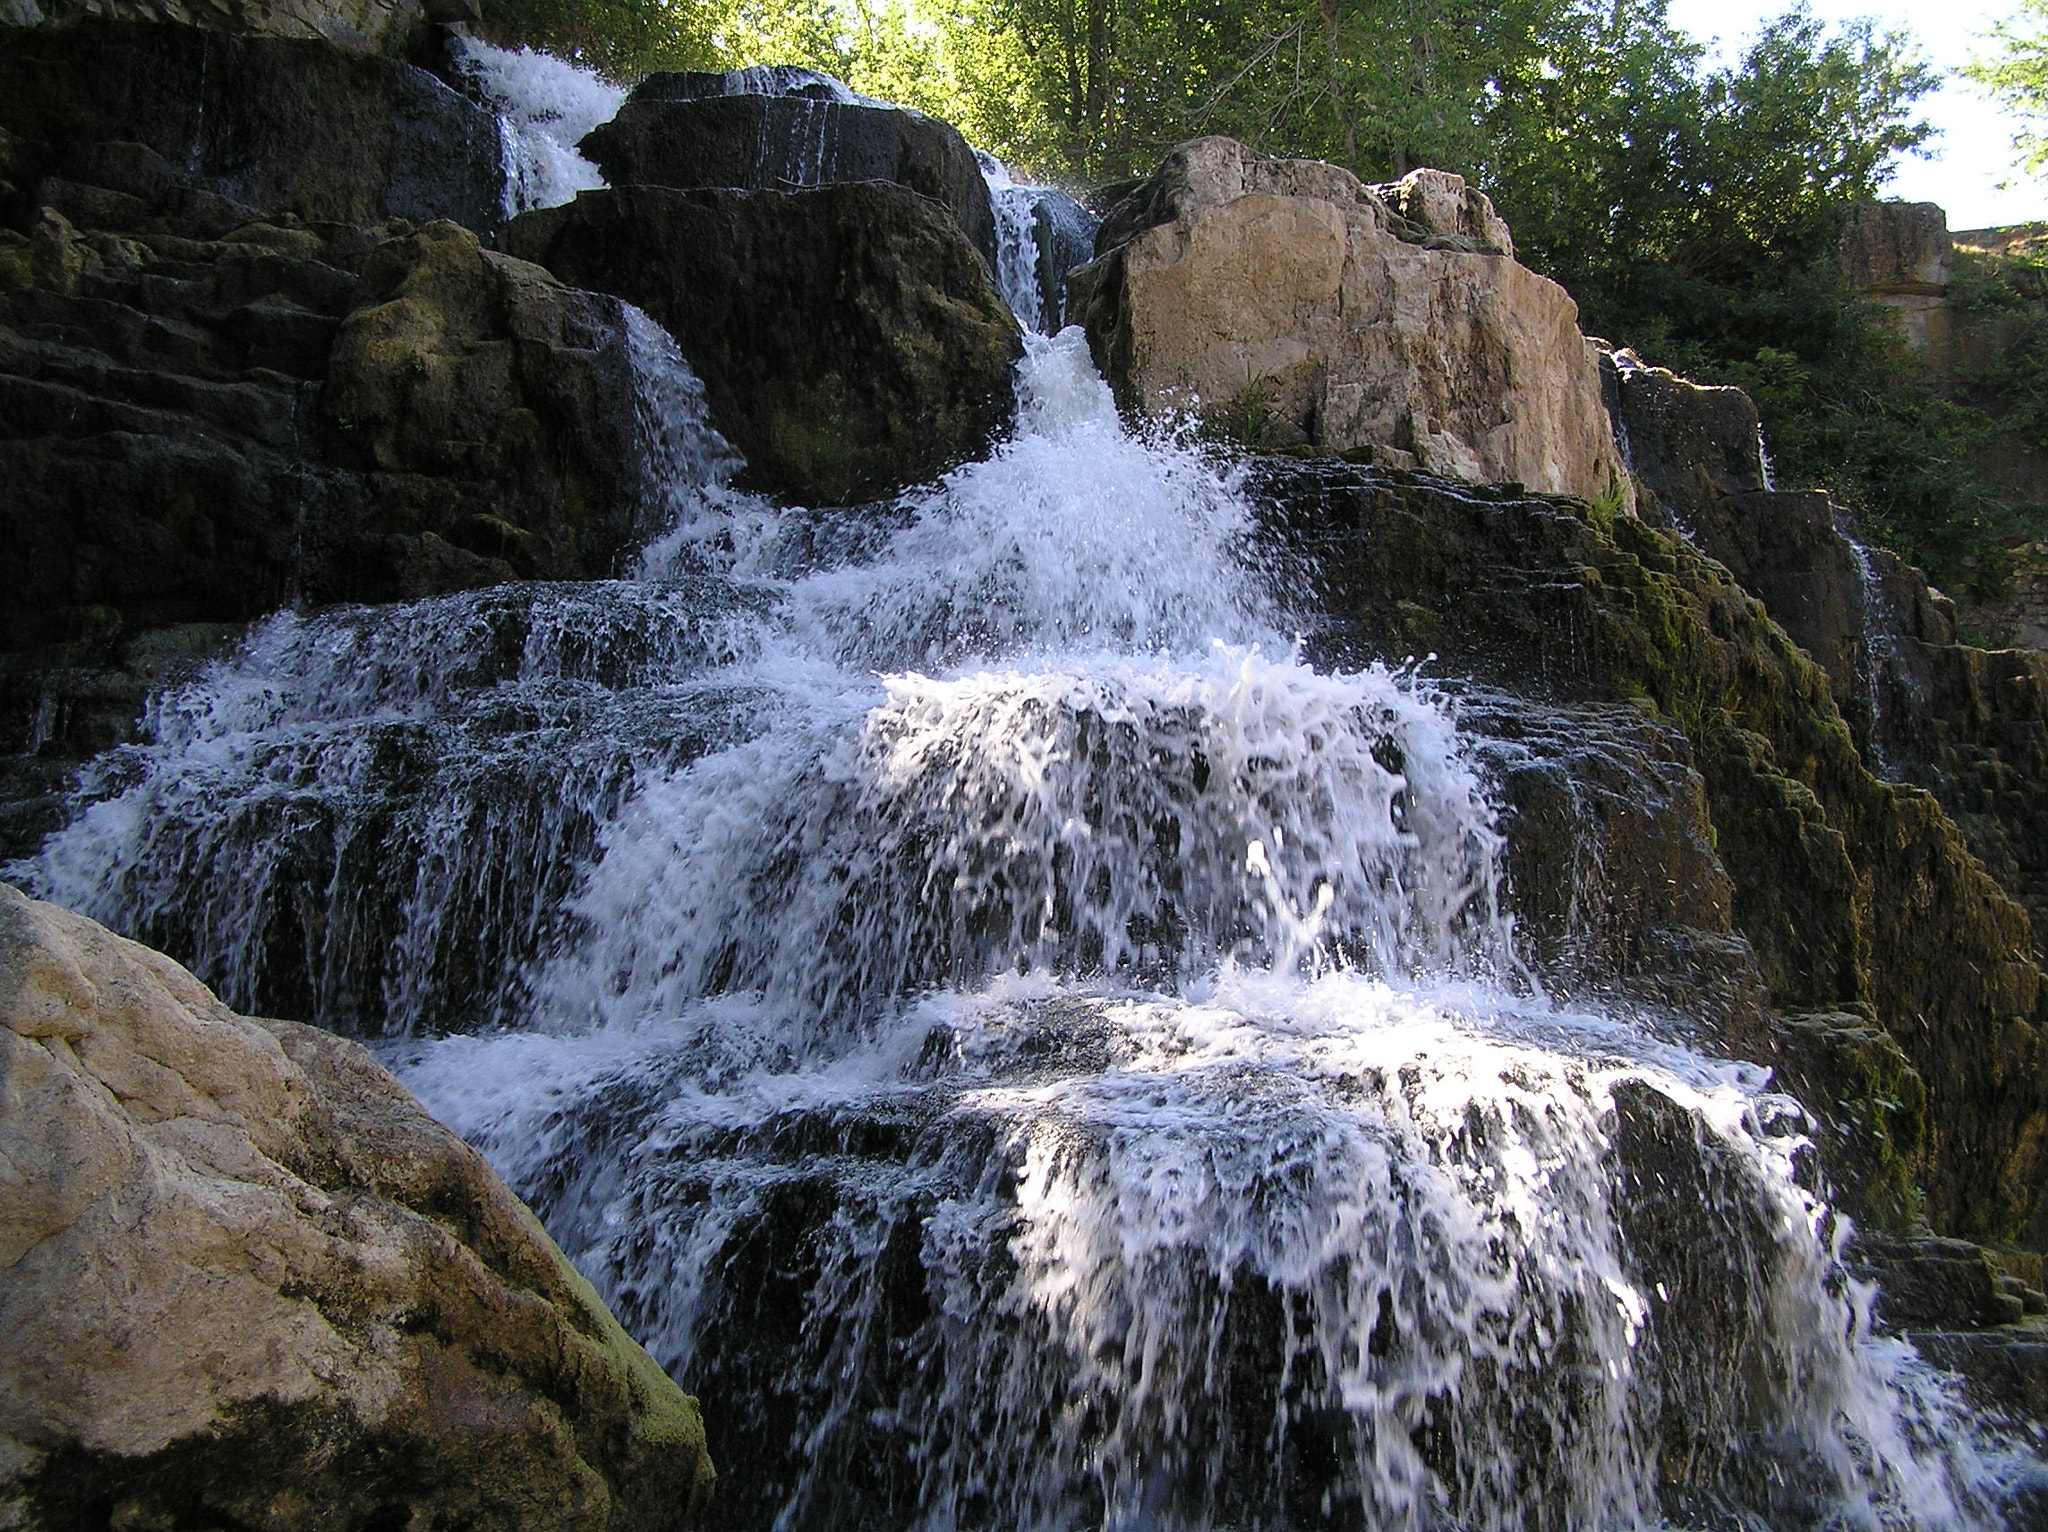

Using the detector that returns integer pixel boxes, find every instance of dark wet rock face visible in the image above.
[0,34,657,863]
[0,0,436,53]
[582,73,999,267]
[0,21,503,233]
[1458,693,1773,1059]
[1608,352,1768,520]
[1247,456,2048,1245]
[0,213,651,859]
[509,182,1021,506]
[0,211,647,617]
[1608,347,2048,982]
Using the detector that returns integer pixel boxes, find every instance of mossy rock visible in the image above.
[1249,457,2048,1243]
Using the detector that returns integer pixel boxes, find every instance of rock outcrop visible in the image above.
[1069,137,1625,504]
[0,34,663,862]
[1839,200,1953,354]
[0,880,714,1529]
[0,209,653,856]
[0,20,503,233]
[509,181,1021,506]
[1607,348,2048,976]
[0,201,652,627]
[581,70,999,268]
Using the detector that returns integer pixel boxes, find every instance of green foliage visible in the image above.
[1198,367,1298,449]
[471,0,2023,592]
[1965,0,2048,178]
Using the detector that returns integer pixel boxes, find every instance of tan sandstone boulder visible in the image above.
[1069,136,1628,504]
[0,881,713,1531]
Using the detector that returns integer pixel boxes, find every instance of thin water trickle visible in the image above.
[16,206,2033,1526]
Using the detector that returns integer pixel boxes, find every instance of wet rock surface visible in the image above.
[1458,691,1774,1058]
[0,40,658,860]
[0,881,714,1530]
[1609,347,2048,979]
[1071,137,1624,502]
[0,21,503,233]
[1246,456,2048,1245]
[0,204,652,741]
[582,73,999,267]
[508,181,1021,506]
[1,0,438,52]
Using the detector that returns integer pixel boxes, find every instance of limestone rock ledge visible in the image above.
[1069,136,1627,505]
[0,881,713,1531]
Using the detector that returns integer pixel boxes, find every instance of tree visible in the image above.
[1966,0,2048,177]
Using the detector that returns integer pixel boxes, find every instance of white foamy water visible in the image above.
[22,309,2035,1526]
[400,965,2017,1532]
[452,36,623,213]
[982,152,1052,328]
[978,151,1100,334]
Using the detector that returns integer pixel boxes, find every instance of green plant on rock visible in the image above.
[1199,367,1298,452]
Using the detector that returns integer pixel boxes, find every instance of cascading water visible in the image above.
[451,36,625,213]
[15,132,2033,1530]
[979,151,1099,334]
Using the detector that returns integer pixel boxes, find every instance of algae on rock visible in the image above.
[1250,458,2048,1244]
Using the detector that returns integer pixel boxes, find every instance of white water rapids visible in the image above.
[12,77,2035,1519]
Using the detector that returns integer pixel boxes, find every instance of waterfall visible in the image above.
[981,153,1054,329]
[18,302,2030,1523]
[1839,521,1926,783]
[451,36,624,214]
[979,151,1099,333]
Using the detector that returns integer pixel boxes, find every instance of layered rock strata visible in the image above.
[1070,136,1627,504]
[0,881,715,1530]
[0,62,657,859]
[1251,458,2048,1245]
[509,181,1022,506]
[1610,351,2048,969]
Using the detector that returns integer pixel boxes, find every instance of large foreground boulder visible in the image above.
[580,71,999,268]
[509,181,1021,505]
[1070,137,1626,504]
[0,881,714,1530]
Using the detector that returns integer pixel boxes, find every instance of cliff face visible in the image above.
[1254,459,2048,1244]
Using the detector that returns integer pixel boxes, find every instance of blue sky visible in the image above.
[1663,0,2043,229]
